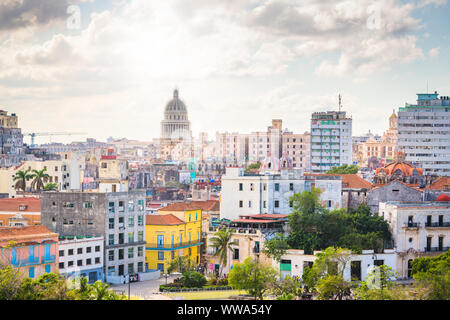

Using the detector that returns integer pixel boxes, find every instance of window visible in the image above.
[63,202,74,208]
[351,261,361,281]
[82,202,92,209]
[239,200,243,208]
[86,258,92,265]
[128,263,134,274]
[95,246,100,252]
[233,249,239,260]
[109,234,114,245]
[118,201,124,212]
[108,250,114,261]
[128,201,134,212]
[248,201,252,208]
[289,183,294,191]
[239,183,243,191]
[108,266,115,276]
[274,183,279,191]
[158,251,164,261]
[263,201,266,208]
[128,216,134,227]
[77,260,82,267]
[68,261,74,267]
[86,247,91,253]
[138,199,144,211]
[274,200,279,208]
[29,267,35,278]
[128,248,134,259]
[59,250,64,257]
[108,202,115,213]
[138,247,143,257]
[95,257,100,264]
[118,249,124,260]
[128,232,134,243]
[138,215,143,226]
[77,248,83,254]
[374,260,384,267]
[138,262,143,273]
[68,249,74,256]
[138,231,144,242]
[119,233,124,244]
[59,262,64,269]
[250,183,254,191]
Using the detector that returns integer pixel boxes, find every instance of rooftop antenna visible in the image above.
[338,93,342,112]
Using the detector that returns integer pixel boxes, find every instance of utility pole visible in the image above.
[128,274,130,300]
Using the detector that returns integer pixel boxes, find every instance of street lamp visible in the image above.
[163,273,170,285]
[253,243,260,300]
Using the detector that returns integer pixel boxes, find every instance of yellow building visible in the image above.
[145,208,202,273]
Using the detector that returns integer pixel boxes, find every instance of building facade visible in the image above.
[397,92,450,176]
[0,110,25,168]
[310,110,352,173]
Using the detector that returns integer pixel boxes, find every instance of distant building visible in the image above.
[310,107,352,173]
[0,225,59,279]
[0,110,25,168]
[397,91,450,176]
[281,130,311,172]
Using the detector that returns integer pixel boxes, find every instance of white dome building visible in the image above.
[160,89,191,140]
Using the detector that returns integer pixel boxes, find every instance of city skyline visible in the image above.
[0,0,449,144]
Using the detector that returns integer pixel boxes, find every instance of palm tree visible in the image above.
[209,228,238,277]
[90,281,110,300]
[13,169,33,193]
[30,168,50,192]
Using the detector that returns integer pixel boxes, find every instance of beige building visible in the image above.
[281,131,310,172]
[0,110,18,128]
[248,119,283,162]
[98,151,129,192]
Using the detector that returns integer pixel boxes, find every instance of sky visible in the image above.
[0,0,449,145]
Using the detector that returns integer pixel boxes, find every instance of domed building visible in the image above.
[373,152,425,186]
[159,89,193,161]
[160,89,191,140]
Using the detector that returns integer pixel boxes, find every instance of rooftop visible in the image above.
[158,200,220,212]
[0,198,41,213]
[145,214,185,226]
[0,225,58,244]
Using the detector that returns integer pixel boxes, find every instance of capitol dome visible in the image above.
[160,89,191,140]
[165,89,187,112]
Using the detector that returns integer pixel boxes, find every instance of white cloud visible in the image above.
[429,47,440,59]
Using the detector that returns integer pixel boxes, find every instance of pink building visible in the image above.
[0,225,59,279]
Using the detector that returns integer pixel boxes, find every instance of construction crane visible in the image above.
[23,132,88,147]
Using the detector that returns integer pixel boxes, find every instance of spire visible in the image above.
[174,88,179,99]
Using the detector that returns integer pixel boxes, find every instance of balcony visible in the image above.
[424,247,450,253]
[146,240,203,250]
[425,222,450,228]
[11,257,40,267]
[41,255,56,263]
[403,223,420,229]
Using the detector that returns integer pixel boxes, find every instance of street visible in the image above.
[110,274,177,300]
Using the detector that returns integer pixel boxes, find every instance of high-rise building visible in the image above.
[398,91,450,176]
[281,130,310,172]
[0,110,25,167]
[247,119,283,162]
[310,108,352,173]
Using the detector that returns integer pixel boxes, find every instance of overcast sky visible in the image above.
[1,0,449,145]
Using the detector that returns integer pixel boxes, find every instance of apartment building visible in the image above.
[215,132,248,165]
[248,119,283,162]
[0,110,25,168]
[58,235,104,283]
[281,131,311,172]
[310,110,352,173]
[41,191,146,282]
[397,91,450,176]
[220,167,342,221]
[379,201,450,278]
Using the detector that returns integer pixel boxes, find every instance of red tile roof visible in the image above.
[0,225,57,243]
[232,219,281,223]
[239,214,288,219]
[375,161,423,176]
[304,173,372,189]
[158,200,220,212]
[425,177,450,190]
[145,214,184,226]
[0,198,41,213]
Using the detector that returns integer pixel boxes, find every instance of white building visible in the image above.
[310,109,352,173]
[397,92,450,176]
[379,201,450,278]
[220,166,342,221]
[273,249,397,282]
[58,236,104,283]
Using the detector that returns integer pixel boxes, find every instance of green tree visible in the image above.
[209,228,238,276]
[13,169,33,193]
[316,274,353,300]
[90,281,123,300]
[244,162,261,173]
[0,264,25,300]
[228,257,278,300]
[354,265,402,300]
[30,168,50,192]
[411,250,450,300]
[327,164,359,174]
[262,233,290,263]
[43,182,58,191]
[167,256,196,274]
[180,271,207,288]
[270,275,302,298]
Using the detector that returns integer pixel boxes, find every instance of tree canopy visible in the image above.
[326,164,359,174]
[287,190,391,254]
